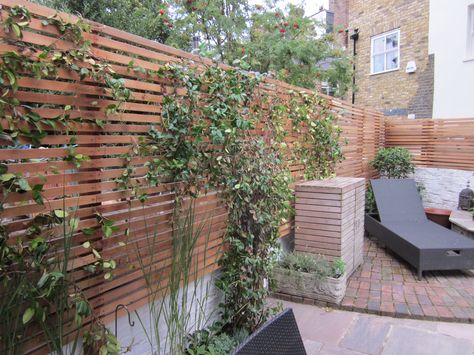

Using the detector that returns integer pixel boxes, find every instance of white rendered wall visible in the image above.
[429,0,474,118]
[412,167,473,210]
[110,271,221,354]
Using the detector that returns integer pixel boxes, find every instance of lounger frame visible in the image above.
[366,178,474,280]
[365,213,474,279]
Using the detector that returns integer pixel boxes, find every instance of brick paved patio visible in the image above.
[274,236,474,323]
[340,236,474,323]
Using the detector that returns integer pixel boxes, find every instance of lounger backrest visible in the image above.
[370,179,427,223]
[231,308,307,355]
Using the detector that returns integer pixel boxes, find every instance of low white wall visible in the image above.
[412,167,473,210]
[110,271,221,354]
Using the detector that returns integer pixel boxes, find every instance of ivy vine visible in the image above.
[0,4,345,353]
[135,58,344,335]
[289,90,344,180]
[0,5,127,353]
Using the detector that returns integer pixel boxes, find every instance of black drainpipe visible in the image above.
[350,29,359,104]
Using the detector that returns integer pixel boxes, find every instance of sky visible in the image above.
[249,0,329,17]
[282,0,329,17]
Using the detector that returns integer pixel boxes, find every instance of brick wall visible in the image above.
[329,0,349,29]
[329,0,349,47]
[347,0,433,118]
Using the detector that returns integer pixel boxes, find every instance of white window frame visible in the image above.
[370,29,400,75]
[467,5,474,58]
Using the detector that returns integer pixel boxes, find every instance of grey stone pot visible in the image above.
[273,267,347,305]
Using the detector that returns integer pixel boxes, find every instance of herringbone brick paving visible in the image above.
[340,237,474,322]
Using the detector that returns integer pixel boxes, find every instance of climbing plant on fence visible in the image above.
[0,1,381,353]
[0,5,127,354]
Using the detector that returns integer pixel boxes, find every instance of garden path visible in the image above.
[272,299,474,355]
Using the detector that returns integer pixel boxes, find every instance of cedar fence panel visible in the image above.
[0,0,383,352]
[385,117,474,171]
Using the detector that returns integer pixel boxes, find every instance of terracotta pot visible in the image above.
[424,208,452,229]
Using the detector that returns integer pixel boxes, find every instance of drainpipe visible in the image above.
[350,29,359,104]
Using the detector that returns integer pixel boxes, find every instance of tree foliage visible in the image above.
[245,4,352,93]
[36,0,172,42]
[33,0,353,96]
[370,147,415,179]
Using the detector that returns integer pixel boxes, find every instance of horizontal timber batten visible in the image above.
[0,0,384,352]
[385,117,474,171]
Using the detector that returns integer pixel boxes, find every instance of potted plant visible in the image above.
[272,252,346,305]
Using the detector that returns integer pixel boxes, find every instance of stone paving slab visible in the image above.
[381,326,473,355]
[339,316,390,354]
[272,299,474,355]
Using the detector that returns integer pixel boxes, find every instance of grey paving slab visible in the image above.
[381,325,473,355]
[269,298,474,355]
[303,339,323,354]
[436,322,474,343]
[390,316,438,331]
[339,316,391,355]
[318,344,367,355]
[287,302,356,346]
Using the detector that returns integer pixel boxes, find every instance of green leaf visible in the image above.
[0,164,7,174]
[22,308,35,324]
[54,209,68,218]
[17,178,31,192]
[32,184,44,205]
[82,241,91,249]
[79,67,89,80]
[82,228,96,236]
[11,23,22,38]
[5,70,17,90]
[69,218,79,231]
[0,173,15,182]
[37,271,49,288]
[100,345,108,355]
[104,272,112,280]
[104,226,113,238]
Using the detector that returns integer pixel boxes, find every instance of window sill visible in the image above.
[369,68,400,76]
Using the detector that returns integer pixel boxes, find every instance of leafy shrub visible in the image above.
[370,147,415,179]
[365,186,377,214]
[331,259,346,278]
[186,328,238,355]
[278,252,344,279]
[366,147,416,213]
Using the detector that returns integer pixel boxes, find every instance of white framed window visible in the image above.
[370,29,400,74]
[467,5,474,57]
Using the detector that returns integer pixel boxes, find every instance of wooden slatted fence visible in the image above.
[0,0,384,352]
[385,117,474,171]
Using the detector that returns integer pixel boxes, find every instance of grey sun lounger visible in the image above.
[365,179,474,280]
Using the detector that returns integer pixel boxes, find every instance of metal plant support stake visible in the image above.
[114,304,135,338]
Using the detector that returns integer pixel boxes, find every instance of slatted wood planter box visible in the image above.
[273,267,347,305]
[295,177,365,277]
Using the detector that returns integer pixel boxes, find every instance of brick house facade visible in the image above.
[330,0,434,118]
